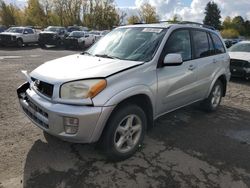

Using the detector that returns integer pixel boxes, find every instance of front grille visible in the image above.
[0,35,12,42]
[230,59,248,68]
[22,99,49,129]
[32,78,54,98]
[40,33,55,41]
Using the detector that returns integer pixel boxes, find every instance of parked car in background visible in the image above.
[89,30,102,41]
[17,22,230,160]
[64,31,95,49]
[0,27,39,47]
[0,25,7,33]
[229,41,250,80]
[223,39,232,48]
[100,30,110,36]
[67,26,89,34]
[38,26,67,48]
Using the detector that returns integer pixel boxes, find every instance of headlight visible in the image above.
[244,67,250,73]
[60,79,107,99]
[78,37,84,43]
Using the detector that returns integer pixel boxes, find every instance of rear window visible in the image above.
[211,33,225,54]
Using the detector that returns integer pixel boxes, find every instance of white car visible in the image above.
[0,27,39,47]
[64,31,95,49]
[228,41,250,80]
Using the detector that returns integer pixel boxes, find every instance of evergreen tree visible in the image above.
[203,1,221,30]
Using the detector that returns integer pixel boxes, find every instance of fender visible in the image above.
[104,84,156,112]
[90,85,156,142]
[206,68,228,98]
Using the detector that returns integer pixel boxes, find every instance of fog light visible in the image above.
[63,117,79,134]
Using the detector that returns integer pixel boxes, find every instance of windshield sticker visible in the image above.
[142,28,163,33]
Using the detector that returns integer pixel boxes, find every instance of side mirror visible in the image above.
[24,31,28,34]
[163,53,183,66]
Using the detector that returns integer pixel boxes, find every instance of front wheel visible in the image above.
[101,105,147,161]
[201,80,223,112]
[17,38,23,48]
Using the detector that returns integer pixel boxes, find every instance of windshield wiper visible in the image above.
[81,51,92,56]
[95,54,121,60]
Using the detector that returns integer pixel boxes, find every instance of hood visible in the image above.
[66,36,80,39]
[40,31,58,35]
[30,54,144,83]
[229,52,250,62]
[0,32,21,36]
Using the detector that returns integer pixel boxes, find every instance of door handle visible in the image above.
[188,64,196,71]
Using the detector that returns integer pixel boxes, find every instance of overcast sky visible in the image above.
[5,0,250,22]
[116,0,250,22]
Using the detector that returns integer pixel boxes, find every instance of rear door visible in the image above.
[189,29,216,99]
[194,31,227,98]
[156,29,199,115]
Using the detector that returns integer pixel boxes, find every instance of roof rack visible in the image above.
[178,21,216,30]
[158,20,216,30]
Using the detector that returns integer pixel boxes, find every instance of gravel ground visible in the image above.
[0,46,250,188]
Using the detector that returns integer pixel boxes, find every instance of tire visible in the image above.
[101,104,147,161]
[201,80,223,112]
[17,38,23,48]
[57,39,63,47]
[81,41,85,49]
[39,42,46,49]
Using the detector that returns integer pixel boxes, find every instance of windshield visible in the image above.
[90,31,100,35]
[6,27,23,33]
[69,31,85,37]
[86,27,167,62]
[45,27,62,32]
[229,43,250,52]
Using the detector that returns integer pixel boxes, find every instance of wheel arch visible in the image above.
[208,74,228,97]
[95,93,155,143]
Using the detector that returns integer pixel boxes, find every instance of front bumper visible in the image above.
[17,82,114,143]
[0,39,17,46]
[39,37,59,45]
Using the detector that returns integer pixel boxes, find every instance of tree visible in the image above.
[203,1,221,30]
[222,16,232,29]
[127,15,140,25]
[24,0,46,26]
[83,0,119,30]
[139,3,159,24]
[169,14,182,23]
[220,29,239,38]
[232,16,245,35]
[0,1,21,26]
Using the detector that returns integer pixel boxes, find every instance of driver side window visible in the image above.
[164,30,191,61]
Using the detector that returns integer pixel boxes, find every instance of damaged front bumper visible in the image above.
[17,82,114,143]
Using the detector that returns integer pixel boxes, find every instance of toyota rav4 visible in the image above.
[17,22,231,160]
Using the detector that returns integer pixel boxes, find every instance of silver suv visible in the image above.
[17,22,230,160]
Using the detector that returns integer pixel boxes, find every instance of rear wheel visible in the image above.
[101,104,147,161]
[201,80,223,112]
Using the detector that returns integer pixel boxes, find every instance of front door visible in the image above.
[156,29,199,115]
